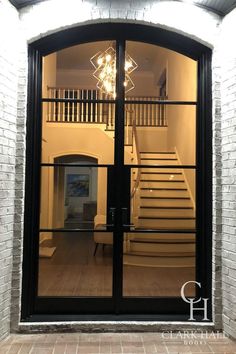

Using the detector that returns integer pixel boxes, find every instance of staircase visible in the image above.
[124,151,196,268]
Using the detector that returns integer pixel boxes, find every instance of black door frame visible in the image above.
[21,23,212,321]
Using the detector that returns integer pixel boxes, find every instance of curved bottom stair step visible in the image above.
[139,208,195,218]
[138,218,196,229]
[123,253,195,268]
[128,241,195,253]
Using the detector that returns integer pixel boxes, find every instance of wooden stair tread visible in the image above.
[140,206,193,209]
[124,251,196,258]
[141,187,187,190]
[141,196,191,199]
[139,216,195,220]
[141,172,182,175]
[137,150,195,251]
[129,238,195,244]
[135,227,196,235]
[140,151,176,154]
[141,158,178,160]
[139,179,185,182]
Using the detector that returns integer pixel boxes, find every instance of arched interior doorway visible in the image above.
[51,155,98,229]
[22,23,212,320]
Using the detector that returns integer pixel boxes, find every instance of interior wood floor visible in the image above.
[38,232,195,297]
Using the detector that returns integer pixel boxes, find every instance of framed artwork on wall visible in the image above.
[66,174,89,197]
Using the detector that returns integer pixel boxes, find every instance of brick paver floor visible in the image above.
[0,332,236,353]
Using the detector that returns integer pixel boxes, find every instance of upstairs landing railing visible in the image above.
[46,87,167,128]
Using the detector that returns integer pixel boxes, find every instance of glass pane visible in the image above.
[130,167,196,229]
[124,104,196,166]
[41,41,116,165]
[42,41,116,100]
[38,231,113,296]
[40,166,107,230]
[123,232,195,297]
[124,40,197,167]
[124,166,196,297]
[125,41,197,101]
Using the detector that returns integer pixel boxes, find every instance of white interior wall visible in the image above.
[42,53,57,96]
[40,53,57,240]
[161,50,197,202]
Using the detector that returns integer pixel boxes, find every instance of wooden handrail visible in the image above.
[131,117,141,199]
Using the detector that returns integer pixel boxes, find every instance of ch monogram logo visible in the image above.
[181,281,209,321]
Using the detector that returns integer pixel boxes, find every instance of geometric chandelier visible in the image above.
[90,46,138,98]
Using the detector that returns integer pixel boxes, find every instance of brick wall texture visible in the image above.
[218,9,236,339]
[0,0,235,340]
[0,0,19,340]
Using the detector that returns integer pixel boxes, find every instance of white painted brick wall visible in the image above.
[10,38,27,333]
[15,0,223,334]
[19,0,220,46]
[0,0,19,341]
[14,0,223,334]
[218,8,236,339]
[212,43,223,330]
[1,0,236,340]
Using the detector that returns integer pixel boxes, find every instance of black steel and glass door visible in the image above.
[22,23,212,320]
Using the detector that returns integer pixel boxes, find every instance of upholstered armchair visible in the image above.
[93,214,113,255]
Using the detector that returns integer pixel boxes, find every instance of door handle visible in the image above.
[109,207,116,225]
[122,207,128,225]
[121,207,134,229]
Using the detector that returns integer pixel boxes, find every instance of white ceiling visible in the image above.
[56,41,170,72]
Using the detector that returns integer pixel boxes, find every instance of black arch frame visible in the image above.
[21,23,212,321]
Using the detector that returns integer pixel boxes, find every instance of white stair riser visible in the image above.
[139,208,195,218]
[123,255,195,267]
[129,242,195,254]
[126,233,195,242]
[140,173,184,181]
[140,181,186,189]
[140,153,177,159]
[140,198,192,207]
[138,218,196,229]
[140,190,189,198]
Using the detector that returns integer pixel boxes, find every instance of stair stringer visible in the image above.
[174,147,195,212]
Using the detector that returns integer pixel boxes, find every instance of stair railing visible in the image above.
[46,87,167,127]
[130,116,141,200]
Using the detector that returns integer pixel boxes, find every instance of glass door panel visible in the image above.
[38,231,113,297]
[40,165,108,230]
[38,165,113,297]
[41,41,116,166]
[38,41,117,303]
[125,41,197,101]
[122,39,197,303]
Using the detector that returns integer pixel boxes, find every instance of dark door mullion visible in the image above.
[113,39,126,313]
